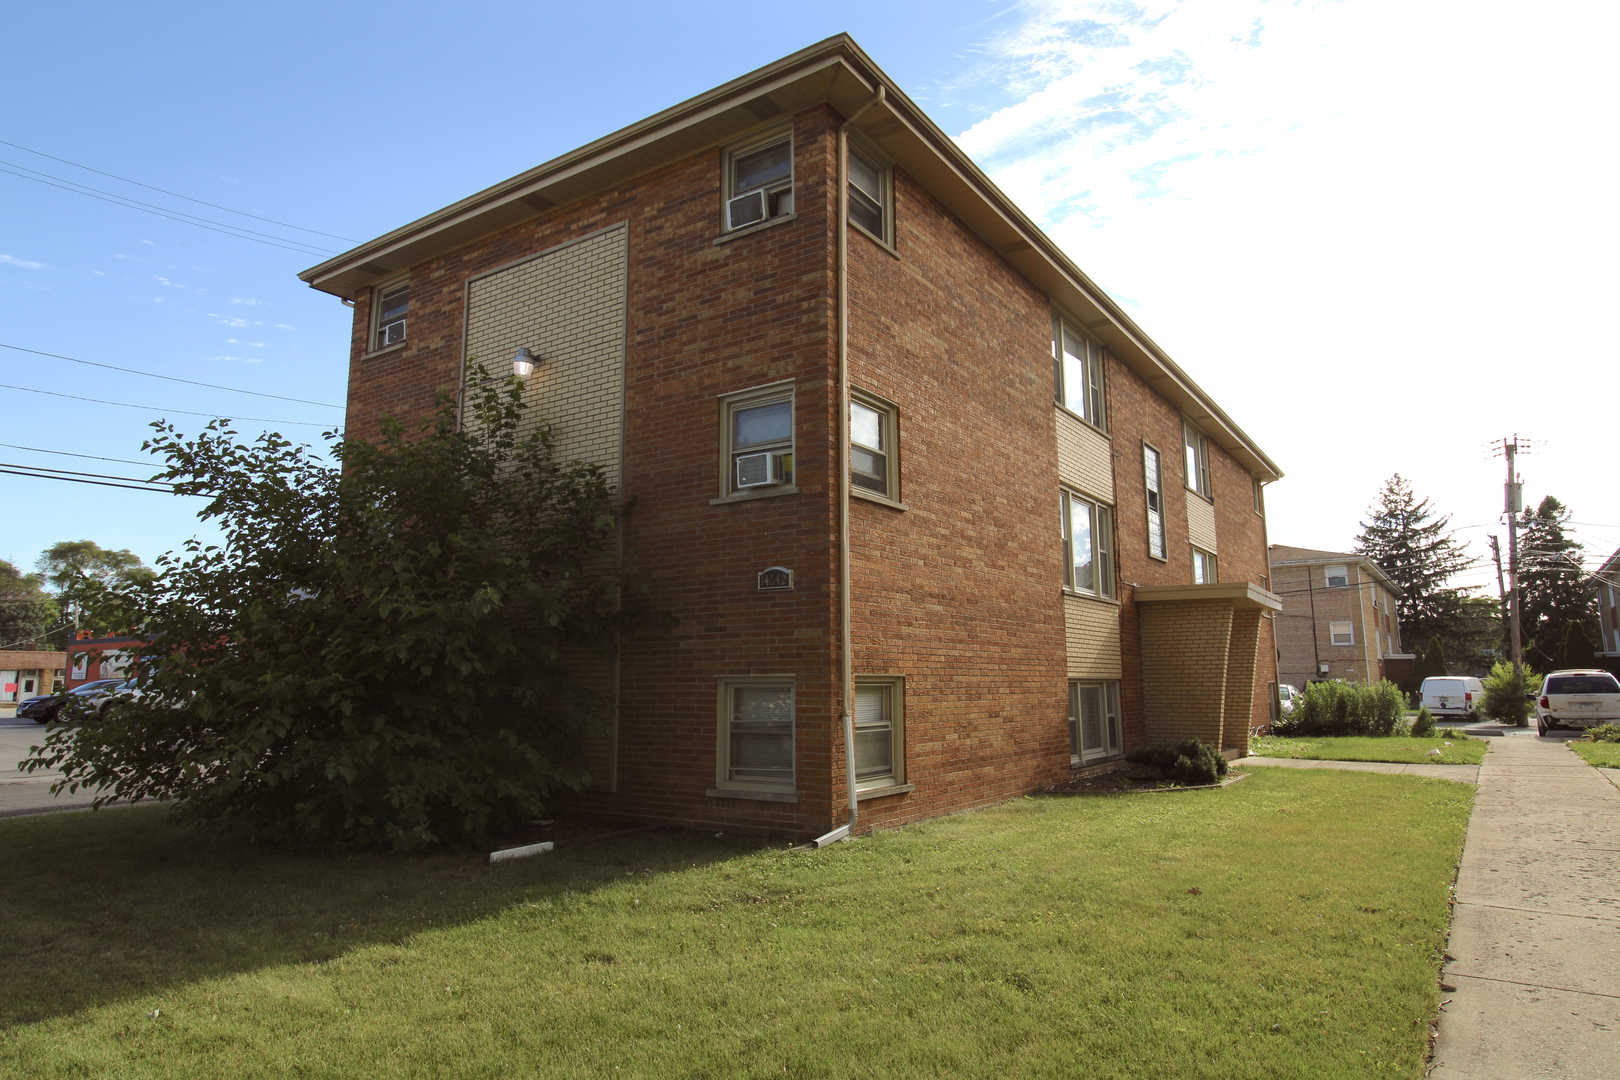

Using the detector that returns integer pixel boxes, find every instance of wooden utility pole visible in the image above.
[1488,534,1508,651]
[1498,437,1525,683]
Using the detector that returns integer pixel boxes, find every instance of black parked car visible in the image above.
[16,679,126,723]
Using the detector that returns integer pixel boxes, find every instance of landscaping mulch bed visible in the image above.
[1044,768,1247,795]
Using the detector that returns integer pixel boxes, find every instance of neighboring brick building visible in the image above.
[65,633,142,689]
[1269,545,1407,688]
[0,649,66,711]
[298,36,1284,841]
[1596,546,1620,672]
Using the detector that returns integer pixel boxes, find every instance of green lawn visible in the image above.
[1568,741,1620,769]
[0,770,1473,1080]
[1251,735,1487,766]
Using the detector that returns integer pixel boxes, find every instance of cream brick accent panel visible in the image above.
[1064,595,1122,679]
[464,224,628,789]
[1139,599,1232,747]
[1222,609,1263,755]
[464,224,628,487]
[1055,409,1113,502]
[1185,489,1217,553]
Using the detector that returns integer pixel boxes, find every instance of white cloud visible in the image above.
[139,239,155,246]
[226,338,238,343]
[209,314,251,327]
[248,342,265,348]
[273,323,296,331]
[155,275,185,289]
[962,0,1620,578]
[92,269,106,276]
[0,254,45,269]
[231,297,265,305]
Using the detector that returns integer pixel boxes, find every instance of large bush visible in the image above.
[1271,679,1408,737]
[1481,661,1542,726]
[26,382,670,851]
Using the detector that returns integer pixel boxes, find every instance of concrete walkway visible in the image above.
[1243,755,1481,782]
[1429,734,1620,1079]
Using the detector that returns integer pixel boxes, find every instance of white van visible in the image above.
[1421,676,1485,719]
[1537,670,1620,735]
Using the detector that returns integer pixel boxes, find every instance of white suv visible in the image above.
[1537,669,1620,736]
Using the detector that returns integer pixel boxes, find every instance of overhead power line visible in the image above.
[0,342,342,409]
[0,460,170,487]
[0,159,342,254]
[0,442,154,468]
[0,167,333,257]
[0,138,359,243]
[0,382,331,427]
[0,465,198,494]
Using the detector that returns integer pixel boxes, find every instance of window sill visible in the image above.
[1054,401,1109,437]
[706,787,799,804]
[1185,487,1214,504]
[850,223,900,259]
[1061,589,1121,607]
[359,342,408,361]
[1071,754,1126,770]
[856,782,914,801]
[851,488,908,511]
[713,213,798,246]
[711,484,799,506]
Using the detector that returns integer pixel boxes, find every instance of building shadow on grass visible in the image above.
[0,805,761,1028]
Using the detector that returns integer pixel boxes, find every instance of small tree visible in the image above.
[26,382,670,851]
[1481,661,1543,726]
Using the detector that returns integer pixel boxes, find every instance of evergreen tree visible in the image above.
[1558,621,1598,670]
[1517,496,1596,669]
[1354,475,1474,649]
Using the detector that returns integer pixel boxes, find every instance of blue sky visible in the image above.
[3,0,1616,599]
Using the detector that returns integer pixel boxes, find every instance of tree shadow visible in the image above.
[0,805,761,1028]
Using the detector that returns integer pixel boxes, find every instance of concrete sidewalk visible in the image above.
[1426,735,1620,1079]
[1242,755,1481,782]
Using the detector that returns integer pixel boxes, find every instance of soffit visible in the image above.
[299,34,1280,481]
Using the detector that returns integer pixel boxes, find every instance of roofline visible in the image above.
[299,34,1281,481]
[1268,551,1402,595]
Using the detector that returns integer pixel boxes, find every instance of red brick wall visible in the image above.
[843,166,1071,829]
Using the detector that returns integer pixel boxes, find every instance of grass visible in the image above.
[0,770,1473,1080]
[1567,741,1620,769]
[1251,735,1487,766]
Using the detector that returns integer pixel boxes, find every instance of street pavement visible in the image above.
[0,715,110,818]
[1251,731,1620,1078]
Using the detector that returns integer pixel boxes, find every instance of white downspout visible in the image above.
[812,83,885,850]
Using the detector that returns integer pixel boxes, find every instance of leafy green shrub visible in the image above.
[1481,661,1542,726]
[1409,706,1436,737]
[1584,723,1620,743]
[1126,739,1229,786]
[1272,679,1408,737]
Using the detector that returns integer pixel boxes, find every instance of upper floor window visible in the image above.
[1143,443,1167,560]
[715,382,795,502]
[1252,476,1265,514]
[847,146,891,244]
[850,391,898,500]
[1325,564,1349,589]
[1183,421,1212,498]
[1192,547,1218,585]
[1054,321,1106,429]
[1062,489,1115,599]
[725,134,793,231]
[372,279,408,351]
[1329,621,1354,647]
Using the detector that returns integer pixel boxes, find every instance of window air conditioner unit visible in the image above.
[736,452,785,489]
[727,189,768,230]
[382,321,406,346]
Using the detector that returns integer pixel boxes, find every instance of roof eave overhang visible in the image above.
[300,34,1281,481]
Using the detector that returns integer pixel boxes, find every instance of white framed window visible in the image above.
[854,676,905,789]
[1329,621,1354,646]
[718,383,794,499]
[1054,319,1106,429]
[717,677,795,793]
[1325,564,1349,588]
[1192,547,1218,585]
[1069,681,1122,763]
[371,278,409,351]
[1183,421,1212,498]
[724,132,793,231]
[849,390,898,500]
[1062,489,1115,599]
[846,144,891,245]
[1143,443,1166,561]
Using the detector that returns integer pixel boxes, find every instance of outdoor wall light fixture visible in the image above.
[511,347,538,379]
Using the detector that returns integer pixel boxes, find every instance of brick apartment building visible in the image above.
[1269,545,1406,689]
[298,36,1284,840]
[1597,546,1620,670]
